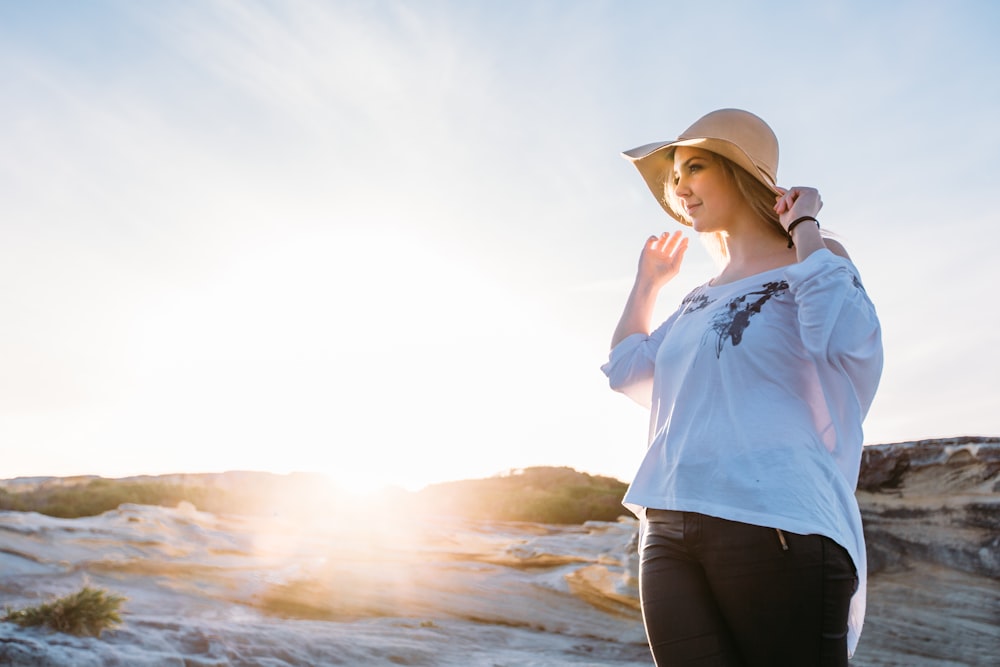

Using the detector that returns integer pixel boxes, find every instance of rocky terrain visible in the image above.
[854,437,999,665]
[0,437,996,666]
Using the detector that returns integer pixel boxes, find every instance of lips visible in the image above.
[685,202,702,214]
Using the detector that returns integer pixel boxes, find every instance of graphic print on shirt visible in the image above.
[707,280,789,357]
[680,289,715,316]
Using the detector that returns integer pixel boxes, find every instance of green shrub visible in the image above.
[3,586,126,637]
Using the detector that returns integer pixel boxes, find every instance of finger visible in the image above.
[663,232,685,255]
[774,190,793,211]
[673,236,690,262]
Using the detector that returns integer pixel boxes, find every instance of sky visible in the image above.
[1,0,998,492]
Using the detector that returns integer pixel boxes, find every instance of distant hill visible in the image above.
[0,471,342,521]
[412,466,630,523]
[0,466,630,524]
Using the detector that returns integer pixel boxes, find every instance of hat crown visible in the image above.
[678,109,778,181]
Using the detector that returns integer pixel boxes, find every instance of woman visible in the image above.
[602,109,883,666]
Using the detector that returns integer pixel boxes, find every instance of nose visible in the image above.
[673,172,692,197]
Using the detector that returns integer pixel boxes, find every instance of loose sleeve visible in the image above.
[600,311,680,409]
[784,249,884,486]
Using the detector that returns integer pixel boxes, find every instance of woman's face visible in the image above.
[671,146,741,233]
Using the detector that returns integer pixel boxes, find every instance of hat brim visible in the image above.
[623,138,781,226]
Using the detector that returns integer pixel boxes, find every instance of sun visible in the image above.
[121,225,525,495]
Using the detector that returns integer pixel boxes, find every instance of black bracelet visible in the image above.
[786,216,819,248]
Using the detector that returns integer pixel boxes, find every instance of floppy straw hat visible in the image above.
[622,108,781,225]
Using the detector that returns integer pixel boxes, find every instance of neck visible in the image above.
[716,218,794,283]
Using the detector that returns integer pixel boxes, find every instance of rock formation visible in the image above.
[854,437,999,666]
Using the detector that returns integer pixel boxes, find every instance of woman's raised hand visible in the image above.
[637,231,689,290]
[775,186,827,260]
[610,230,689,347]
[773,186,823,231]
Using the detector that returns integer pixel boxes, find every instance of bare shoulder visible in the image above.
[823,237,852,260]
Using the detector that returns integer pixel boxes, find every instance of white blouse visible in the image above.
[601,248,883,656]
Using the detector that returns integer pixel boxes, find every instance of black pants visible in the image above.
[639,509,857,667]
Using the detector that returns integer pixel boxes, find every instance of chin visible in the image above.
[691,219,718,234]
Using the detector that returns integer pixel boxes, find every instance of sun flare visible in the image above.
[121,227,525,494]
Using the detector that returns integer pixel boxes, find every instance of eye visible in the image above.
[688,162,703,174]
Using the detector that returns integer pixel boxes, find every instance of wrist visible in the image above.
[632,276,663,297]
[785,216,820,248]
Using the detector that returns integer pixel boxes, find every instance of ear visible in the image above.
[823,237,852,260]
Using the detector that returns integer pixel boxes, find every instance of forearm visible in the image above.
[790,218,825,263]
[610,279,660,348]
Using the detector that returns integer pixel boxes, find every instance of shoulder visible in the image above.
[823,237,851,260]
